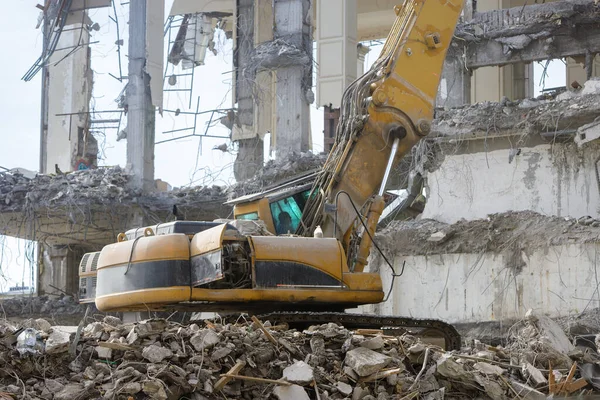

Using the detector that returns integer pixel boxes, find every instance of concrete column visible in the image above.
[316,0,357,108]
[127,0,155,192]
[357,44,370,78]
[567,55,600,86]
[39,245,83,296]
[233,0,264,181]
[273,0,312,156]
[437,52,471,108]
[45,14,96,173]
[275,66,310,154]
[40,13,97,297]
[234,137,264,181]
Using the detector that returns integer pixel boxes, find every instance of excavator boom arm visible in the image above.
[299,0,464,269]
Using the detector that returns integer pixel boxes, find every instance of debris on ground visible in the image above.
[1,309,599,399]
[0,295,88,325]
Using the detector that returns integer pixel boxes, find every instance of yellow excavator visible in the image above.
[80,0,465,350]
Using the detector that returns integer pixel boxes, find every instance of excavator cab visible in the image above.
[228,172,316,235]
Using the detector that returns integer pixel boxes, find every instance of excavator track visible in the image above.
[257,311,461,351]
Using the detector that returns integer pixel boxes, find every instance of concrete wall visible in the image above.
[47,26,92,173]
[423,142,600,224]
[369,242,600,323]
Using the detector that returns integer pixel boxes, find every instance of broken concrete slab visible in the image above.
[431,90,600,141]
[273,384,310,400]
[95,345,112,360]
[508,379,546,400]
[283,361,314,385]
[359,335,385,350]
[473,362,505,376]
[522,362,547,388]
[45,330,71,354]
[0,166,230,246]
[345,347,392,377]
[53,383,86,400]
[190,329,220,351]
[575,119,600,147]
[526,309,574,354]
[453,1,600,68]
[435,355,474,381]
[142,344,174,363]
[375,210,600,257]
[336,381,353,396]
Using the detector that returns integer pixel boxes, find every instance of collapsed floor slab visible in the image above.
[367,211,600,324]
[0,152,326,247]
[432,80,600,139]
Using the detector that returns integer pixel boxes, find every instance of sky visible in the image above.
[0,2,567,292]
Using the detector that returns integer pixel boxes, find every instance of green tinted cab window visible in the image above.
[270,189,310,234]
[237,212,259,220]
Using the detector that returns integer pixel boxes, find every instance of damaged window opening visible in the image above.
[534,59,566,97]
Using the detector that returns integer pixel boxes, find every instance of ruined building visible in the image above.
[1,0,600,332]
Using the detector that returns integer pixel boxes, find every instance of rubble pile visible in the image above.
[1,310,599,399]
[255,151,326,185]
[0,295,88,325]
[230,152,327,198]
[0,167,130,212]
[432,78,600,139]
[0,152,327,218]
[376,210,600,257]
[0,166,228,215]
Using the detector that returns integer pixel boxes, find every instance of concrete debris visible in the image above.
[522,362,547,387]
[229,151,327,199]
[45,329,71,354]
[273,384,310,400]
[432,81,600,139]
[283,361,314,385]
[94,345,112,360]
[427,231,448,243]
[142,343,173,363]
[503,309,575,371]
[473,362,505,376]
[359,335,385,350]
[508,380,546,400]
[2,313,599,399]
[335,381,353,396]
[190,329,220,351]
[376,210,600,257]
[0,295,88,323]
[345,347,392,377]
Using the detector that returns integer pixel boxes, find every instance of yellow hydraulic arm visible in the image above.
[299,0,464,271]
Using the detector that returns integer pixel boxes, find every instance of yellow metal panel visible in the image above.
[96,287,191,312]
[190,224,229,256]
[190,287,383,304]
[98,234,190,269]
[341,273,382,292]
[249,236,348,280]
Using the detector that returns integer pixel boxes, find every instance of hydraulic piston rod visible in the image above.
[354,137,400,272]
